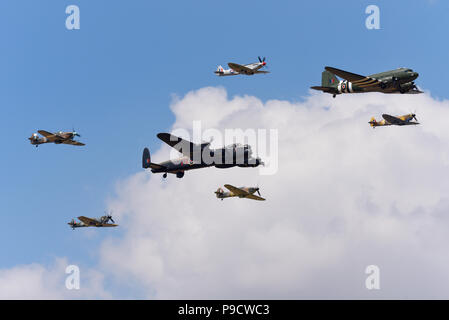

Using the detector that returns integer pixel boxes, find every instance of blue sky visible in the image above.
[1,0,449,295]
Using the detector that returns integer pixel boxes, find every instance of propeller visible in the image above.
[72,127,81,137]
[104,210,115,223]
[409,110,418,122]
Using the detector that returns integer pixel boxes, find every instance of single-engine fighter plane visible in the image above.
[142,133,264,179]
[369,113,420,128]
[215,184,266,201]
[29,130,84,147]
[311,66,422,98]
[214,56,269,76]
[68,213,117,230]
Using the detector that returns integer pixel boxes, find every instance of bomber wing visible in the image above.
[157,133,210,161]
[224,184,249,196]
[325,66,381,88]
[228,63,254,74]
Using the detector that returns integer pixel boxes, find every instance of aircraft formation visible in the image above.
[28,58,424,229]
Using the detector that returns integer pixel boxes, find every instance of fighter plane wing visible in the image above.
[245,194,266,201]
[98,223,118,227]
[228,63,254,74]
[157,133,209,161]
[325,66,381,88]
[224,184,249,196]
[62,140,85,146]
[78,216,99,226]
[255,70,270,74]
[38,130,58,142]
[382,114,405,125]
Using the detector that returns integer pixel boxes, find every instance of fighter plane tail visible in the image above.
[215,65,224,74]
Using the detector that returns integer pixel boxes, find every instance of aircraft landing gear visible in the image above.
[333,94,336,98]
[163,173,167,179]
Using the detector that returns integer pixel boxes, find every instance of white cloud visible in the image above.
[97,87,449,299]
[0,258,110,299]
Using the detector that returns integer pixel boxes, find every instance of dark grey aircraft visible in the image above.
[311,66,422,98]
[142,133,264,178]
[29,130,84,147]
[68,213,117,230]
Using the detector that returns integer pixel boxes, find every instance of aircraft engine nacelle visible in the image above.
[215,164,235,169]
[398,82,415,93]
[176,171,185,178]
[337,80,353,94]
[237,157,263,168]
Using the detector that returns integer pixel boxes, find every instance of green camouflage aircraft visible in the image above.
[311,66,422,98]
[215,184,266,201]
[369,113,420,128]
[68,213,117,230]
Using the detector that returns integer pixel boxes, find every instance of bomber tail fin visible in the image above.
[142,148,166,171]
[142,147,152,169]
[310,70,340,96]
[322,70,339,87]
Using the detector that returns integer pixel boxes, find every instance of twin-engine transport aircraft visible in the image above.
[29,130,85,147]
[311,66,422,98]
[142,133,264,178]
[215,57,269,76]
[369,113,420,128]
[68,214,117,229]
[215,184,266,201]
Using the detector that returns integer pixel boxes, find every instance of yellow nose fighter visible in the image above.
[369,113,420,128]
[215,184,266,201]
